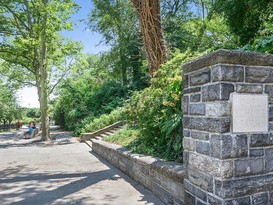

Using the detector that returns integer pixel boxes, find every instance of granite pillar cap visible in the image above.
[183,49,273,74]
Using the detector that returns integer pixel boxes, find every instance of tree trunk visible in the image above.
[130,0,167,76]
[39,0,50,141]
[39,82,50,141]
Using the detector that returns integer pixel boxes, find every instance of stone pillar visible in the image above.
[182,49,273,205]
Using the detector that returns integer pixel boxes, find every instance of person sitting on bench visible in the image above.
[23,126,33,139]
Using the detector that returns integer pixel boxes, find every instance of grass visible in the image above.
[104,124,183,162]
[104,125,139,146]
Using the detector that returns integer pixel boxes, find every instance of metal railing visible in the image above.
[0,124,17,131]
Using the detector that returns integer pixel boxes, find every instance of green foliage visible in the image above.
[124,50,196,161]
[88,0,146,86]
[241,35,273,54]
[53,77,131,131]
[0,0,83,140]
[87,81,130,116]
[78,108,125,136]
[213,0,273,45]
[0,81,20,123]
[25,108,40,118]
[105,125,139,147]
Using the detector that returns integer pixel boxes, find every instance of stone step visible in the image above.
[100,133,108,138]
[84,140,92,148]
[104,131,114,136]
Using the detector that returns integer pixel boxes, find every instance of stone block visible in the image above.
[185,192,196,205]
[189,69,211,86]
[246,66,273,83]
[215,174,273,198]
[183,117,230,133]
[250,149,264,157]
[210,134,248,159]
[252,193,269,205]
[202,83,234,102]
[152,182,174,205]
[183,74,189,88]
[189,152,233,178]
[174,197,184,205]
[184,87,201,94]
[206,102,231,117]
[190,94,201,102]
[269,105,273,121]
[196,140,210,155]
[224,196,251,205]
[234,158,263,177]
[265,148,273,173]
[250,134,273,147]
[196,199,207,205]
[188,167,213,192]
[183,155,189,179]
[189,103,206,116]
[211,65,244,82]
[183,129,191,138]
[191,131,209,140]
[183,138,196,152]
[183,49,273,74]
[185,179,207,202]
[236,84,263,94]
[208,195,223,205]
[265,85,273,103]
[182,95,189,114]
[269,122,273,131]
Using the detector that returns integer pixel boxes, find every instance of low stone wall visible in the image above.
[91,139,185,205]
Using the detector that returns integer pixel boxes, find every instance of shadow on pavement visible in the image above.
[0,167,118,205]
[89,151,164,205]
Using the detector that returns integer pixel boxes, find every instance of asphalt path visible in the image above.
[0,128,164,205]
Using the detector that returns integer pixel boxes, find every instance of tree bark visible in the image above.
[39,0,50,141]
[130,0,167,76]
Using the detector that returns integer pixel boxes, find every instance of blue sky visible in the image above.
[62,0,110,54]
[18,0,109,108]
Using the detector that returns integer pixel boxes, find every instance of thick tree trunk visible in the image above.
[130,0,167,76]
[39,0,50,141]
[39,83,50,141]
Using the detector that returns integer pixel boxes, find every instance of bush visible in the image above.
[76,107,125,136]
[87,81,131,116]
[124,50,195,161]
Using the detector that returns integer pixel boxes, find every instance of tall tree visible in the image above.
[130,0,167,76]
[0,80,19,125]
[212,0,273,45]
[0,0,80,140]
[89,0,144,85]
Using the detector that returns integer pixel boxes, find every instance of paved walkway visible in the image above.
[0,128,164,205]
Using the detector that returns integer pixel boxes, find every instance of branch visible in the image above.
[0,56,35,75]
[0,72,35,87]
[48,67,71,95]
[23,0,33,35]
[0,0,31,33]
[49,57,75,94]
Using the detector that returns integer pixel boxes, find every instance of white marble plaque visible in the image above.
[232,94,268,133]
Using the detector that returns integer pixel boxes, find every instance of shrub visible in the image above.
[77,107,125,136]
[124,50,195,161]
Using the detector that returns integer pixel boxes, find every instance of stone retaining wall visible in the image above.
[91,139,185,205]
